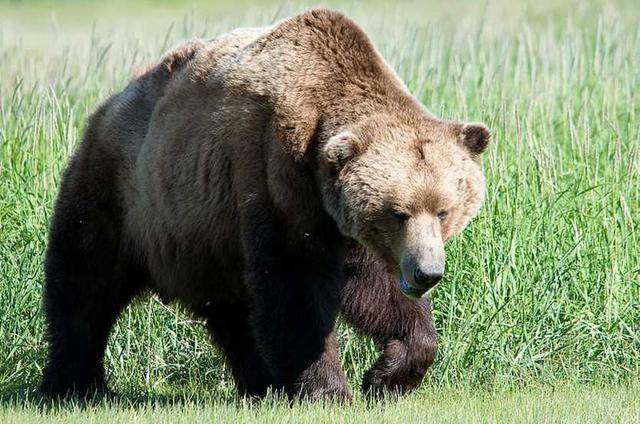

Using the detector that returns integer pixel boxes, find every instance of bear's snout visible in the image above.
[400,257,444,298]
[398,214,445,298]
[413,267,443,291]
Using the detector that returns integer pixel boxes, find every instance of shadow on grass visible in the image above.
[0,383,403,413]
[0,385,240,412]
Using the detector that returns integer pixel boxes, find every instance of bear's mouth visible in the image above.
[399,275,428,299]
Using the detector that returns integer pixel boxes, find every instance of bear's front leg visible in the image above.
[241,210,351,401]
[341,244,438,395]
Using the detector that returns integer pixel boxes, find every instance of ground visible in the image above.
[1,386,639,423]
[0,0,639,421]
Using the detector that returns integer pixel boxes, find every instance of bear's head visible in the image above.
[318,114,490,298]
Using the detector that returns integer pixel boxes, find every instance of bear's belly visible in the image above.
[122,170,246,310]
[140,232,247,311]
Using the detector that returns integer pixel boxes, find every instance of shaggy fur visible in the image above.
[40,9,489,400]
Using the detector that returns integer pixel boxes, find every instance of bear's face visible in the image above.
[318,115,490,298]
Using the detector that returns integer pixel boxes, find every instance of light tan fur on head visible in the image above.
[318,114,490,296]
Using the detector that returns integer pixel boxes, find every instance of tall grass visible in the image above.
[0,0,638,400]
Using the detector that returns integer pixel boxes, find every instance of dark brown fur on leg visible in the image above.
[292,331,351,402]
[239,206,351,401]
[204,300,275,398]
[341,244,437,395]
[40,145,146,397]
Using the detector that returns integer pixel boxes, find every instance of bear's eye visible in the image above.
[437,210,449,221]
[392,211,411,223]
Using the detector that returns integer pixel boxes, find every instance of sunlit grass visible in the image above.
[1,385,639,423]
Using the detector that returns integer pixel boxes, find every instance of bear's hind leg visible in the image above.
[40,205,145,397]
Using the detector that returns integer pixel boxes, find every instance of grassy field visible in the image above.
[1,0,639,421]
[1,385,639,423]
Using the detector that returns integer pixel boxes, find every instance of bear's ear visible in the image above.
[323,131,361,169]
[459,122,491,155]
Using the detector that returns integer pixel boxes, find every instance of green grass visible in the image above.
[1,385,639,423]
[1,0,639,421]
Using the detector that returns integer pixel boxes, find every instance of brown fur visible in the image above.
[40,9,489,400]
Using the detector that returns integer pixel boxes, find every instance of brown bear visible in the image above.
[40,9,489,400]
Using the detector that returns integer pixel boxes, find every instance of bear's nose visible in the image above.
[413,268,442,291]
